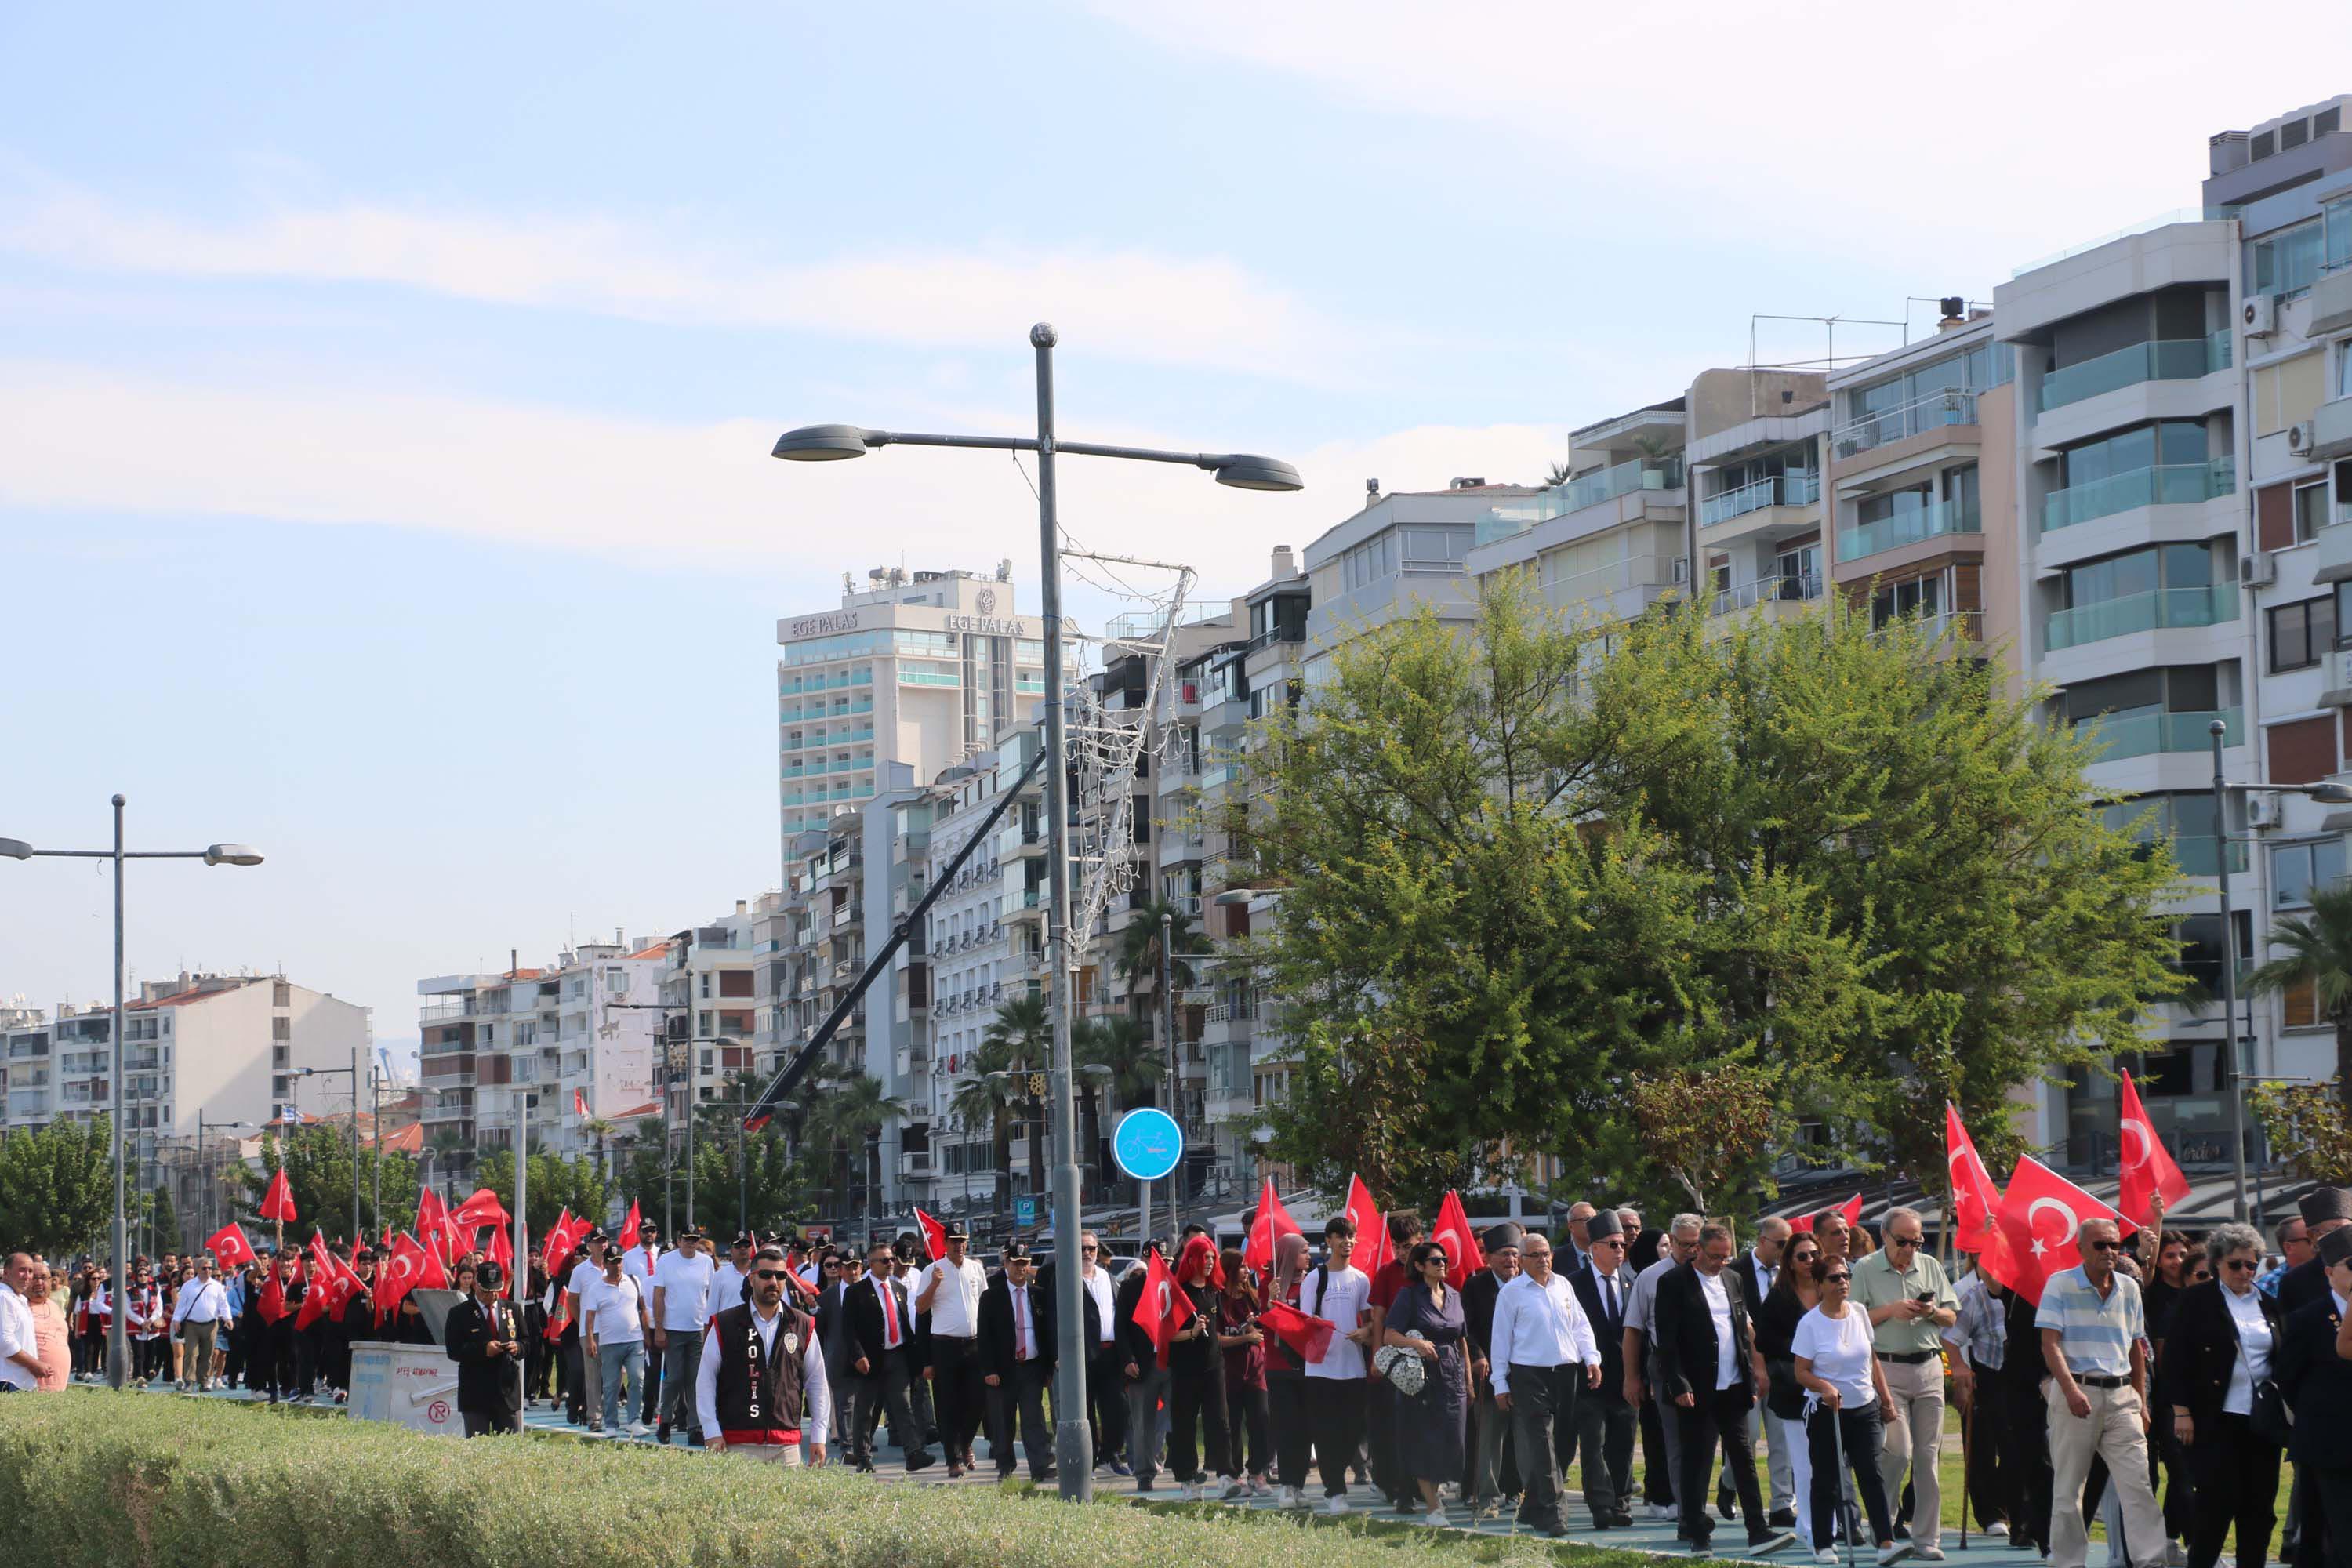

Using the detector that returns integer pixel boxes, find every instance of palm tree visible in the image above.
[425,1128,469,1197]
[800,1069,899,1221]
[2244,882,2352,1108]
[1113,899,1208,1007]
[1544,459,1573,488]
[1075,1014,1160,1194]
[980,993,1052,1207]
[581,1116,616,1184]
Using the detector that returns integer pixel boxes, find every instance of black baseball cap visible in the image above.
[1001,1242,1032,1261]
[942,1221,969,1241]
[477,1261,504,1289]
[602,1243,625,1264]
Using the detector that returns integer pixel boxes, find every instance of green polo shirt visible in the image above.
[1849,1246,1959,1356]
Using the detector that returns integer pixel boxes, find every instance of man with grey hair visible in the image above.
[1626,1213,1704,1526]
[1564,1203,1599,1276]
[1734,1216,1797,1526]
[2039,1217,2165,1568]
[1853,1207,1958,1559]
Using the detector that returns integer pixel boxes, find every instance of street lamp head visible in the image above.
[203,844,264,867]
[2307,782,2352,804]
[1211,454,1305,492]
[0,837,32,860]
[771,423,880,462]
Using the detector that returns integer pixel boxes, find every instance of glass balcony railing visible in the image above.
[1710,572,1824,616]
[1699,471,1821,527]
[1473,456,1686,546]
[2045,584,2237,651]
[2081,706,2241,760]
[2042,457,2235,532]
[1839,498,1981,561]
[2038,332,2232,412]
[2167,834,2249,877]
[1833,390,1977,459]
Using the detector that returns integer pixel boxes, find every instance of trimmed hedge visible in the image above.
[0,1395,1655,1568]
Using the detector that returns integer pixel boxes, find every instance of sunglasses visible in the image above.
[822,1261,842,1271]
[2084,1239,2119,1252]
[1824,1272,1852,1283]
[2223,1259,2258,1272]
[1081,1245,1099,1253]
[753,1269,793,1281]
[1887,1236,1920,1248]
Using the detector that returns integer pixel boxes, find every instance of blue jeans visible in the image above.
[600,1340,644,1432]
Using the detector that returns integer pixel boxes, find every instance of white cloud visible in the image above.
[0,176,1367,383]
[0,360,1560,605]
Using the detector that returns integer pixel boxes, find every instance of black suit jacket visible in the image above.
[2156,1279,2281,1428]
[2277,1290,2352,1466]
[846,1274,918,1369]
[1571,1265,1632,1392]
[1462,1269,1505,1365]
[978,1275,1056,1380]
[444,1294,524,1414]
[1733,1252,1777,1319]
[814,1279,851,1354]
[2278,1256,2332,1317]
[1653,1261,1756,1406]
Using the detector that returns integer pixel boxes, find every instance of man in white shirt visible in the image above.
[695,1243,829,1466]
[581,1243,650,1437]
[650,1225,715,1444]
[1078,1230,1129,1474]
[170,1255,234,1392]
[1490,1231,1602,1537]
[710,1232,755,1322]
[0,1253,45,1392]
[1302,1214,1374,1515]
[1654,1222,1790,1556]
[915,1220,989,1478]
[564,1233,612,1431]
[1625,1213,1702,1523]
[622,1222,662,1430]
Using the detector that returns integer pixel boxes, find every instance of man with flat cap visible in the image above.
[1570,1208,1641,1526]
[445,1259,524,1436]
[2282,1188,2352,1316]
[1463,1221,1523,1517]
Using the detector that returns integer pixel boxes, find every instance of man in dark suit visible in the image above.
[2281,1188,2351,1316]
[1464,1222,1523,1516]
[1653,1221,1791,1555]
[1570,1210,1639,1526]
[2278,1227,2352,1568]
[443,1260,524,1436]
[978,1241,1058,1483]
[845,1236,932,1472]
[1731,1218,1795,1526]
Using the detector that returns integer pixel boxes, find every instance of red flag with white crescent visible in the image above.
[260,1166,298,1223]
[1945,1104,2002,1253]
[2116,1069,2190,1230]
[1431,1189,1482,1290]
[915,1207,946,1264]
[1243,1175,1301,1278]
[1343,1174,1389,1277]
[204,1222,258,1271]
[1980,1155,2135,1305]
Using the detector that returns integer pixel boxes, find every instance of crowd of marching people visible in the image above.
[6,1119,2352,1568]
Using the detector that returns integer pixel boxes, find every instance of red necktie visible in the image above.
[880,1280,900,1348]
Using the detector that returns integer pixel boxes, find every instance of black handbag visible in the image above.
[2249,1377,2292,1446]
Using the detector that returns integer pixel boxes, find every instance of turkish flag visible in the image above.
[915,1207,946,1264]
[296,1234,339,1329]
[1945,1104,2002,1253]
[452,1188,511,1232]
[416,1235,448,1291]
[1789,1192,1865,1234]
[489,1222,515,1287]
[619,1200,643,1250]
[204,1222,257,1271]
[1431,1189,1482,1290]
[1128,1247,1193,1364]
[1243,1176,1302,1278]
[1344,1174,1390,1277]
[1259,1299,1336,1363]
[574,1087,589,1118]
[260,1167,297,1223]
[1980,1156,2136,1305]
[416,1185,448,1241]
[256,1267,289,1325]
[2116,1070,2190,1230]
[378,1233,425,1317]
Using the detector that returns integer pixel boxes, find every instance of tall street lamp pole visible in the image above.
[0,801,262,1389]
[773,330,1299,1502]
[2206,717,2352,1222]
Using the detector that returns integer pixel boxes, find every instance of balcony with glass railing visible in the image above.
[2042,456,2234,532]
[1838,497,1981,562]
[2044,584,2237,651]
[2165,835,2248,877]
[1698,471,1820,528]
[1833,390,1977,459]
[1710,572,1824,616]
[1473,456,1686,546]
[2038,332,2232,412]
[2078,706,2242,761]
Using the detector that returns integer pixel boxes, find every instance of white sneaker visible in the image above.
[1986,1523,2009,1539]
[1279,1485,1301,1508]
[1424,1509,1449,1528]
[1323,1496,1349,1516]
[1912,1548,1946,1563]
[1179,1484,1200,1501]
[1878,1547,1915,1567]
[627,1421,651,1438]
[1650,1503,1679,1522]
[1817,1552,1841,1564]
[1220,1479,1246,1501]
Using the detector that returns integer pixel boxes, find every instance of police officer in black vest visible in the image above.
[445,1260,524,1436]
[695,1243,832,1468]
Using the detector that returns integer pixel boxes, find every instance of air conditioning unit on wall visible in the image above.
[2243,551,2277,586]
[2289,422,2316,456]
[2248,792,2281,830]
[2244,296,2277,337]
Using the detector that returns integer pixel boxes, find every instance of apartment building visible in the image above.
[1465,401,1690,626]
[659,906,762,1137]
[417,937,668,1178]
[777,565,1046,855]
[2,974,371,1171]
[1687,372,1831,626]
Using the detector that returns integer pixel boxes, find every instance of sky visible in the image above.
[5,2,2349,1074]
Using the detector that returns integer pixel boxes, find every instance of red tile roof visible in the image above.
[612,1101,662,1120]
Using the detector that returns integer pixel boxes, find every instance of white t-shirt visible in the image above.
[1304,1263,1372,1381]
[1792,1304,1876,1410]
[0,1282,38,1390]
[652,1250,716,1332]
[565,1258,601,1305]
[920,1256,987,1338]
[1700,1270,1737,1390]
[583,1273,645,1344]
[710,1261,750,1321]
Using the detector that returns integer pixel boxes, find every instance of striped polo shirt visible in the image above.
[2034,1264,2143,1377]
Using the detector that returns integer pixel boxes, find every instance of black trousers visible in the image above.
[1509,1362,1581,1531]
[1309,1377,1367,1497]
[2003,1374,2056,1552]
[1083,1344,1128,1465]
[1639,1388,1675,1503]
[1367,1379,1403,1503]
[851,1347,926,1467]
[561,1329,587,1422]
[462,1406,521,1436]
[1678,1385,1765,1541]
[1962,1375,2013,1526]
[1269,1371,1313,1490]
[988,1359,1054,1478]
[2183,1413,2278,1568]
[1808,1403,1895,1550]
[638,1338,663,1425]
[2304,1461,2352,1568]
[1222,1374,1269,1478]
[1168,1360,1233,1483]
[1573,1387,1637,1517]
[929,1336,986,1462]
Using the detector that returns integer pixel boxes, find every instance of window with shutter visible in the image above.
[2266,714,2339,785]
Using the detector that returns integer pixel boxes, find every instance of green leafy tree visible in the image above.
[1628,1063,1781,1215]
[1114,899,1209,1000]
[2242,882,2352,1111]
[476,1147,608,1238]
[948,995,1047,1213]
[246,1124,422,1243]
[0,1116,114,1259]
[1076,1014,1160,1189]
[2248,1080,2352,1185]
[1250,572,2185,1205]
[148,1181,177,1254]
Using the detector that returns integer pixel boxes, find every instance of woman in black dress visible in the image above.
[1382,1240,1469,1525]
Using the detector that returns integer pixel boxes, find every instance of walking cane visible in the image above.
[1831,1399,1858,1568]
[1957,1386,1970,1551]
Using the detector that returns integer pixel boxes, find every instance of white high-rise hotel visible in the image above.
[777,566,1047,856]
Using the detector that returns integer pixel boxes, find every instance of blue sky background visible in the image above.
[5,2,2347,1072]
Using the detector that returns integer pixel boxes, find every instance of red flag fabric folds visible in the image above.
[260,1167,297,1223]
[256,1267,289,1324]
[1945,1105,2002,1253]
[1344,1174,1389,1278]
[2116,1069,2191,1230]
[451,1188,511,1232]
[1789,1192,1864,1234]
[915,1207,946,1264]
[378,1233,426,1319]
[1259,1299,1336,1363]
[1128,1247,1192,1365]
[1243,1176,1301,1279]
[1431,1189,1483,1290]
[204,1222,257,1271]
[619,1200,642,1250]
[1980,1155,2136,1305]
